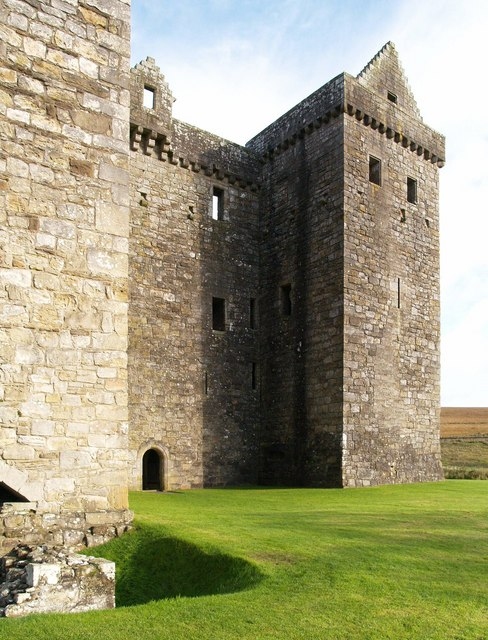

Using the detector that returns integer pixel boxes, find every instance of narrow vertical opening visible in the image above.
[281,284,292,316]
[212,297,226,331]
[251,362,258,390]
[369,156,381,185]
[397,278,401,309]
[212,187,224,220]
[250,298,257,329]
[204,371,208,395]
[143,86,155,109]
[407,177,417,204]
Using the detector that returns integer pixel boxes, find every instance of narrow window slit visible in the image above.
[251,362,257,390]
[212,297,226,331]
[281,284,292,316]
[250,298,257,329]
[212,187,224,220]
[407,177,417,204]
[369,156,381,185]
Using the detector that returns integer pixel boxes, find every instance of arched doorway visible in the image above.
[142,448,163,491]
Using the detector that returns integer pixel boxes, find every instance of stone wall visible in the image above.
[341,43,444,485]
[247,43,444,486]
[128,59,261,489]
[248,76,346,486]
[0,0,132,522]
[0,5,444,540]
[0,501,132,555]
[126,44,444,490]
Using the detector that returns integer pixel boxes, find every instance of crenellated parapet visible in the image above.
[130,59,261,191]
[247,74,345,156]
[130,57,174,138]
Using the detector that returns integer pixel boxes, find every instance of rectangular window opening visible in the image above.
[369,156,381,185]
[281,284,292,316]
[143,86,155,109]
[212,186,224,220]
[387,91,397,104]
[250,298,257,329]
[212,297,226,331]
[407,177,417,204]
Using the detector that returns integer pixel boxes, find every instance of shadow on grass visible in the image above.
[87,525,264,606]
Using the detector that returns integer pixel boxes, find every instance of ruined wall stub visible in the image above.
[0,0,132,537]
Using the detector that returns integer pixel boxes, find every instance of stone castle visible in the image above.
[1,0,445,551]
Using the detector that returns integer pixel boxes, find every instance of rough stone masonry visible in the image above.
[0,0,445,615]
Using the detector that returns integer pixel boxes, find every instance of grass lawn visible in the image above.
[1,482,487,640]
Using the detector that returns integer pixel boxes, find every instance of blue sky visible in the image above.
[131,0,488,407]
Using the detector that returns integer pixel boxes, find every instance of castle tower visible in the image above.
[0,0,132,548]
[248,42,444,486]
[342,43,444,485]
[128,59,261,490]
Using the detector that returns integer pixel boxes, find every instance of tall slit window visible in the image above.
[250,298,257,329]
[212,297,226,331]
[251,362,258,390]
[369,156,381,185]
[212,187,224,220]
[281,284,292,316]
[143,86,155,109]
[407,177,417,204]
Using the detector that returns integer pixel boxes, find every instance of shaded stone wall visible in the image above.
[0,0,131,518]
[248,77,345,486]
[128,60,261,489]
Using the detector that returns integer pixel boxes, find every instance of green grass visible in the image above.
[1,483,488,640]
[441,437,488,478]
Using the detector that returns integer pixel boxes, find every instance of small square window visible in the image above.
[369,156,381,186]
[407,177,417,204]
[387,91,397,104]
[212,186,224,220]
[212,297,226,331]
[143,86,155,109]
[280,284,292,316]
